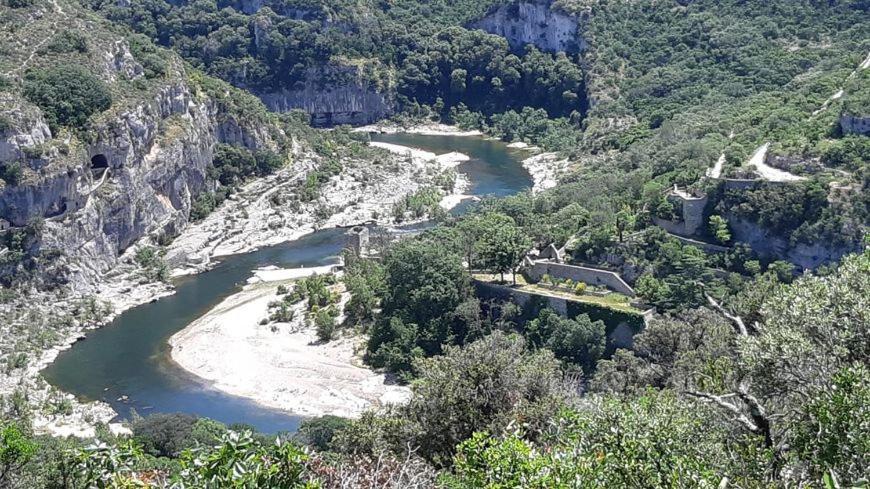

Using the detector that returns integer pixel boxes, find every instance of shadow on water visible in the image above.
[42,134,531,433]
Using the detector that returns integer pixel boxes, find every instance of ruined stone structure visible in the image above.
[345,226,370,257]
[524,261,636,297]
[538,243,563,262]
[474,280,651,351]
[652,186,708,237]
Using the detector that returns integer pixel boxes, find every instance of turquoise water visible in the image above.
[42,134,531,433]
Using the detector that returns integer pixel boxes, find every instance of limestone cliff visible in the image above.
[839,112,870,135]
[469,1,585,53]
[256,64,396,126]
[726,216,859,270]
[0,1,287,289]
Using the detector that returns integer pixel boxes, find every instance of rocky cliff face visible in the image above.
[727,216,858,270]
[840,112,870,135]
[257,65,395,126]
[0,70,283,288]
[469,1,585,53]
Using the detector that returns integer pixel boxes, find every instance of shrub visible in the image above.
[134,246,168,282]
[314,307,336,342]
[131,413,199,458]
[4,0,34,8]
[0,162,22,186]
[298,415,351,452]
[45,31,88,54]
[396,332,568,466]
[0,421,37,488]
[574,282,587,295]
[270,303,295,323]
[23,64,112,130]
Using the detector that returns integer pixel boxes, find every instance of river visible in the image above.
[42,133,532,433]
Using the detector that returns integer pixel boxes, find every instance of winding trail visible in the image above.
[747,143,805,182]
[706,131,734,179]
[812,50,870,117]
[2,0,68,78]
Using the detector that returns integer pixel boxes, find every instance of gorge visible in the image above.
[40,133,533,434]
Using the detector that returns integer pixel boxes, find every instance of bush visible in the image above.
[298,415,351,452]
[525,308,606,372]
[44,31,88,54]
[131,413,199,458]
[134,246,168,282]
[396,332,569,466]
[314,307,336,342]
[0,162,22,186]
[270,303,295,323]
[573,282,587,295]
[23,64,112,130]
[4,0,34,8]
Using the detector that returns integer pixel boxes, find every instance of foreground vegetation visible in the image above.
[2,250,867,486]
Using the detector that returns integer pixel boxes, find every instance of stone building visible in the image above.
[345,226,370,257]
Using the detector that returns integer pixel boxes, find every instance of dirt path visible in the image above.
[748,143,805,182]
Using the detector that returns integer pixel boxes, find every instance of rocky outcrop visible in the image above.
[257,65,395,126]
[469,1,585,53]
[840,112,870,135]
[0,72,283,288]
[726,216,859,270]
[0,97,53,163]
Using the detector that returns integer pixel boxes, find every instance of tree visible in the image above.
[298,416,351,452]
[131,413,200,458]
[614,205,636,242]
[525,308,606,373]
[791,365,869,485]
[314,307,336,342]
[23,64,112,130]
[708,215,731,244]
[445,392,765,488]
[688,251,869,476]
[475,213,531,283]
[176,431,313,488]
[366,238,471,375]
[397,332,568,466]
[0,422,37,487]
[343,257,384,324]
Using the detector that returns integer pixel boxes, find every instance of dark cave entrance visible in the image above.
[90,154,109,170]
[90,154,109,179]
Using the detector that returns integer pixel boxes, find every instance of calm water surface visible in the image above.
[43,134,531,433]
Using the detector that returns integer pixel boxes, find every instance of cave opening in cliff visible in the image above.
[91,154,109,170]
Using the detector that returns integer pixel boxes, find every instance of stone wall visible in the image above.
[721,178,762,191]
[651,216,690,237]
[525,261,635,297]
[474,280,647,352]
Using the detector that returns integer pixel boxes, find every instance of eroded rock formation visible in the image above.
[257,65,396,126]
[469,1,585,53]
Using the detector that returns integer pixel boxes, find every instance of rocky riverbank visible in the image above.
[165,139,470,276]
